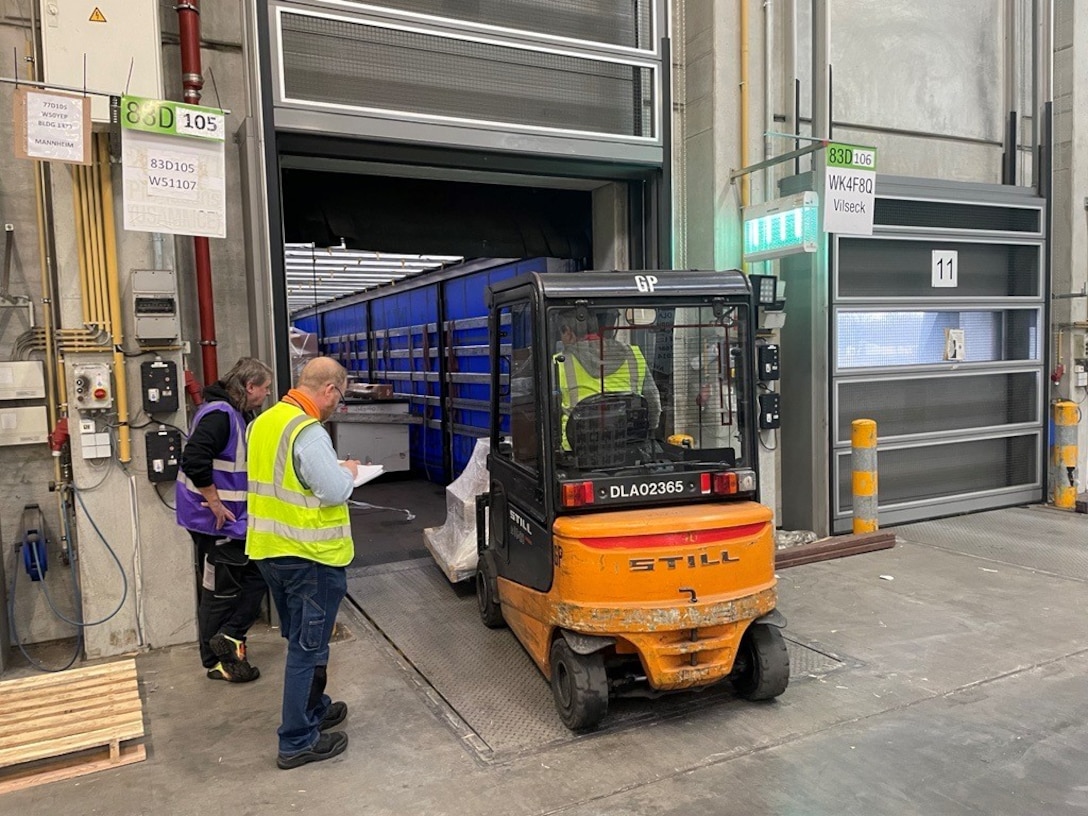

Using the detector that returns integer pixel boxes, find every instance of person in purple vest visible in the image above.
[177,357,274,681]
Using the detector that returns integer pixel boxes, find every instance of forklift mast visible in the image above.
[486,270,761,521]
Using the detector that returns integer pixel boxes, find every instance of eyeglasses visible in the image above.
[332,385,346,406]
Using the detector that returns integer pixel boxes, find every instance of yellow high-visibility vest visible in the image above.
[555,344,648,448]
[245,401,353,566]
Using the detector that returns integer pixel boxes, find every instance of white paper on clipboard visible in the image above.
[339,462,384,488]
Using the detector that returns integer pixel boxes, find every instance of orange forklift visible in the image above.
[475,269,788,731]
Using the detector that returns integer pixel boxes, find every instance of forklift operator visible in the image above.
[554,309,662,445]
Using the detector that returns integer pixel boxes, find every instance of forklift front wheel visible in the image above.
[731,623,790,701]
[549,637,608,732]
[475,553,505,629]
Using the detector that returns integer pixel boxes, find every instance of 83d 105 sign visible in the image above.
[120,95,226,239]
[823,143,877,236]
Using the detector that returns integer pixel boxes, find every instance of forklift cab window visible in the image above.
[496,302,538,473]
[549,303,751,478]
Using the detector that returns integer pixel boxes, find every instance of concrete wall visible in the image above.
[0,0,255,666]
[0,8,72,652]
[1052,0,1088,475]
[669,0,1082,530]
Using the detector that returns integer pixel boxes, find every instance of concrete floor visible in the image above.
[3,504,1087,814]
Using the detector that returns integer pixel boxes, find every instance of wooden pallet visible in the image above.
[0,658,146,794]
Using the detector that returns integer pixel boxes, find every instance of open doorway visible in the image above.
[277,164,633,567]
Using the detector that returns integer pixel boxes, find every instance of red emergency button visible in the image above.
[93,387,107,399]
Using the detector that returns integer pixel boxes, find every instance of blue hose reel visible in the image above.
[20,504,49,582]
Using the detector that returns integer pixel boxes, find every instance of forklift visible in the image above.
[475,269,789,731]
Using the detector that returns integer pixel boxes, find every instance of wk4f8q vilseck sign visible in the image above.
[120,95,226,239]
[823,143,877,236]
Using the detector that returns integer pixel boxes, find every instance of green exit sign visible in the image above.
[743,192,819,262]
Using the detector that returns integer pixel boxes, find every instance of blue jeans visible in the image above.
[256,556,347,756]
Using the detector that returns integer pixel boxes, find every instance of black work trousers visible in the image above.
[189,531,267,669]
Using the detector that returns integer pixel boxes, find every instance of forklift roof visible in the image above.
[488,269,751,302]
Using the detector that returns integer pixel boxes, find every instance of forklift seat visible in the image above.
[565,392,650,470]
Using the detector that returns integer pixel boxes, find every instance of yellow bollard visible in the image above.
[1051,400,1078,509]
[852,419,878,533]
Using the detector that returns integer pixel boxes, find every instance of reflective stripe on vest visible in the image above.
[248,516,352,542]
[177,473,247,503]
[245,401,353,566]
[212,457,245,473]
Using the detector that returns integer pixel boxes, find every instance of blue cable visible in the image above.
[52,488,129,627]
[9,544,82,673]
[9,489,131,672]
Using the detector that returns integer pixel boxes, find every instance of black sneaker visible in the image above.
[320,701,348,731]
[276,732,348,770]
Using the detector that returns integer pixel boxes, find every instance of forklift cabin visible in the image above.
[476,270,789,730]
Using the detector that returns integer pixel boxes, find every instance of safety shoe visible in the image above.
[210,632,248,664]
[206,661,261,683]
[276,732,348,770]
[209,632,260,680]
[320,701,348,731]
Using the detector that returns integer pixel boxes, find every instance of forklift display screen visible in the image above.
[548,303,753,482]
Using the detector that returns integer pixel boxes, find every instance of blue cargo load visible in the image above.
[291,257,578,484]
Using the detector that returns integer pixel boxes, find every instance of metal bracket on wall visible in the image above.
[2,224,14,299]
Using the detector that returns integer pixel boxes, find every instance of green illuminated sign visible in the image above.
[742,192,819,263]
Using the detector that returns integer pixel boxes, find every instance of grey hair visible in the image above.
[221,357,273,411]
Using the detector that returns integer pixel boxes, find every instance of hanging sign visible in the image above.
[13,88,92,165]
[823,143,877,236]
[120,95,226,239]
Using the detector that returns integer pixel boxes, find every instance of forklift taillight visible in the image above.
[560,481,595,508]
[700,473,712,494]
[712,472,738,494]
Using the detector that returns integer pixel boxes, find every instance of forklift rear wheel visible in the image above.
[475,554,505,628]
[549,637,608,731]
[731,623,790,701]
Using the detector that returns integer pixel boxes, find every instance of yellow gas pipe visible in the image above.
[97,134,131,463]
[71,165,91,327]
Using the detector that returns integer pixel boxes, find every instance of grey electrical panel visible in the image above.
[132,268,179,343]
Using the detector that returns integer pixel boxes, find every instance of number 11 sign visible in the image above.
[932,250,958,288]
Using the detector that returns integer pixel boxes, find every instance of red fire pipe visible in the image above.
[176,0,218,383]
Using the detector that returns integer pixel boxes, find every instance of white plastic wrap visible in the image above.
[288,327,318,385]
[424,437,490,583]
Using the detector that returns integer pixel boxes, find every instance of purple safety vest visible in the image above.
[175,401,248,539]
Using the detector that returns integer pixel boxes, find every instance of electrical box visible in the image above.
[141,359,179,414]
[72,363,112,411]
[0,361,46,400]
[758,393,781,430]
[78,417,111,459]
[757,344,781,381]
[40,0,163,123]
[132,269,180,344]
[0,406,49,445]
[144,427,182,483]
[1075,362,1088,389]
